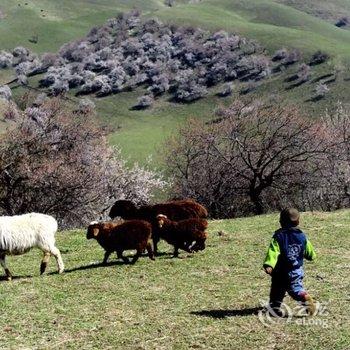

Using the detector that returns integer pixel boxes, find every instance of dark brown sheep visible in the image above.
[108,199,208,254]
[86,220,154,264]
[109,199,205,221]
[156,214,208,257]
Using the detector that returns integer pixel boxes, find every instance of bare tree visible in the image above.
[165,99,331,217]
[0,98,165,227]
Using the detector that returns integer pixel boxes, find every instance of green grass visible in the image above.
[0,210,349,349]
[97,90,232,166]
[2,0,350,57]
[155,0,350,58]
[276,0,350,22]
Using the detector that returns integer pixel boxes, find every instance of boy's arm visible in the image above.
[304,239,316,261]
[263,237,280,272]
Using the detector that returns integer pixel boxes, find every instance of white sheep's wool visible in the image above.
[0,213,58,253]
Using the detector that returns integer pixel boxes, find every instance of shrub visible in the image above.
[0,85,12,101]
[134,95,154,109]
[310,51,329,66]
[148,74,170,96]
[335,16,350,28]
[49,80,69,96]
[272,48,288,62]
[297,63,311,82]
[282,49,302,66]
[164,99,336,217]
[164,0,175,6]
[0,51,13,68]
[0,98,165,227]
[77,98,96,114]
[218,83,234,97]
[175,80,207,102]
[314,83,329,99]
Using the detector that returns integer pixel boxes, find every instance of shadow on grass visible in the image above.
[191,306,262,319]
[49,261,126,275]
[0,275,32,282]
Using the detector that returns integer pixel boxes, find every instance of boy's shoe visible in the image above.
[266,306,284,318]
[304,294,316,316]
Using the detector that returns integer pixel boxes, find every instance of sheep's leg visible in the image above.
[173,246,179,258]
[146,242,155,261]
[117,249,129,264]
[152,234,160,256]
[0,253,12,281]
[40,252,51,275]
[49,246,64,274]
[131,248,142,264]
[102,251,111,265]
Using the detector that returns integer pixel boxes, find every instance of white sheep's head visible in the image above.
[156,214,167,228]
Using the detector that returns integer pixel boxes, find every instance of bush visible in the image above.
[297,63,311,82]
[314,83,329,99]
[335,16,350,28]
[164,99,342,217]
[0,51,13,68]
[134,95,154,109]
[0,85,12,101]
[164,0,175,6]
[282,49,302,66]
[77,98,96,114]
[0,98,165,227]
[218,83,234,97]
[310,51,329,66]
[272,48,288,62]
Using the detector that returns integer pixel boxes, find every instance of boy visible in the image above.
[263,208,317,316]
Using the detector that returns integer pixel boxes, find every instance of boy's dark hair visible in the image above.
[280,208,300,228]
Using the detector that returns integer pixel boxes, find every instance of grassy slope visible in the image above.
[1,0,350,164]
[156,0,350,58]
[0,210,349,349]
[276,0,350,22]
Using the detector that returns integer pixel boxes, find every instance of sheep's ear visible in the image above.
[93,227,99,237]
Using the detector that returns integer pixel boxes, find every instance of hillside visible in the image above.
[0,210,349,349]
[277,0,350,23]
[1,0,350,165]
[1,0,350,56]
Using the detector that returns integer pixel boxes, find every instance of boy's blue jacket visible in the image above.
[264,227,316,273]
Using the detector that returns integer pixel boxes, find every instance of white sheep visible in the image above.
[0,213,64,280]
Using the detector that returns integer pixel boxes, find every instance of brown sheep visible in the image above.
[86,220,154,264]
[108,199,208,254]
[156,214,208,257]
[168,199,208,218]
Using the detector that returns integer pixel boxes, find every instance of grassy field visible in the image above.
[2,0,350,56]
[1,0,350,165]
[0,210,349,349]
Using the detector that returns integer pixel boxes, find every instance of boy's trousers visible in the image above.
[269,267,307,308]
